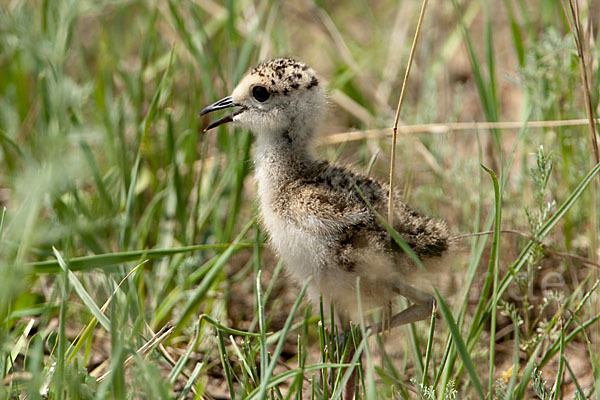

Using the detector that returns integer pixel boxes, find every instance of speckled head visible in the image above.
[245,58,320,95]
[200,58,325,142]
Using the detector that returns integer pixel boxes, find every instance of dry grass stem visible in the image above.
[561,0,599,164]
[96,323,174,383]
[453,229,600,269]
[388,0,429,224]
[319,118,600,145]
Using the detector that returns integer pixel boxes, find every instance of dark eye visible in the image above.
[252,86,270,102]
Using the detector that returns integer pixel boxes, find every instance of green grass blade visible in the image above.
[0,129,26,161]
[0,207,6,239]
[141,47,175,149]
[53,246,70,400]
[9,318,35,365]
[53,248,112,332]
[168,318,201,383]
[29,243,251,273]
[177,362,203,400]
[503,0,526,66]
[172,218,255,336]
[229,333,256,389]
[550,326,565,399]
[421,306,436,387]
[330,333,369,400]
[79,140,115,210]
[200,314,262,338]
[256,269,268,383]
[513,339,544,399]
[120,152,140,251]
[481,164,502,397]
[434,288,485,400]
[69,272,110,332]
[565,359,587,399]
[483,0,497,116]
[255,277,311,400]
[451,0,495,122]
[505,311,520,399]
[216,329,236,400]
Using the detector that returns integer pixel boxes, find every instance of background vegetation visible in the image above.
[1,0,599,398]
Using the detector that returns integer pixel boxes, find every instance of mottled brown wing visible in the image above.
[274,180,374,235]
[391,202,450,258]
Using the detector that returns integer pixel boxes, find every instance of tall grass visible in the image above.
[1,0,598,398]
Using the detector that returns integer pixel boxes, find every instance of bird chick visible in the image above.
[200,57,449,331]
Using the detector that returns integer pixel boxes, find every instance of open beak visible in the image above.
[199,96,245,132]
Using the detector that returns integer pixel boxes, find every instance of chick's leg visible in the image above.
[369,282,435,334]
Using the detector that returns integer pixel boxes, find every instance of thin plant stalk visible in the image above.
[388,0,429,224]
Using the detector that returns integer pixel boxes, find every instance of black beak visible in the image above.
[199,96,244,132]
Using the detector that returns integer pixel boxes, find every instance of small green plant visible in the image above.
[512,145,557,347]
[526,145,555,241]
[411,379,458,400]
[531,368,553,400]
[494,378,507,399]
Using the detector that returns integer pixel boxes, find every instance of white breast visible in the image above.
[254,160,387,323]
[254,163,326,286]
